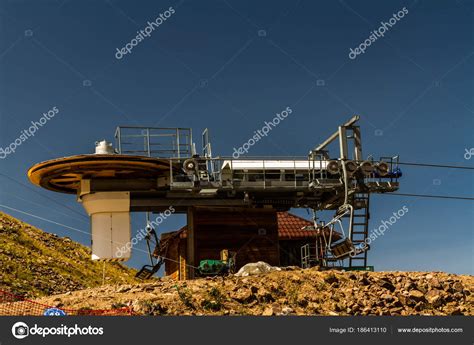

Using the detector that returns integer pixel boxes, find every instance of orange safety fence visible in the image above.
[0,290,135,316]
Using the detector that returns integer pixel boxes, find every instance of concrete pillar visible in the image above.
[186,207,196,279]
[80,191,131,261]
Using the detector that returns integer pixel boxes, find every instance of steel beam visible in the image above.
[338,126,348,160]
[313,115,360,152]
[352,126,363,161]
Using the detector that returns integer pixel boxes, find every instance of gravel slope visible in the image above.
[36,269,473,316]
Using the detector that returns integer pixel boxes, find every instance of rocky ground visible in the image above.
[2,211,472,316]
[36,269,473,316]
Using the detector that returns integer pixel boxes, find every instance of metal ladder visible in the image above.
[348,193,370,268]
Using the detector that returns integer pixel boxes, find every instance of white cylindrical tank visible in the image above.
[95,140,114,154]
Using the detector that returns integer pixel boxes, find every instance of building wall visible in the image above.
[162,234,188,279]
[163,233,180,279]
[193,207,280,271]
[164,207,280,279]
[279,240,309,267]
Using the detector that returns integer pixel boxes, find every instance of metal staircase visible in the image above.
[348,193,370,268]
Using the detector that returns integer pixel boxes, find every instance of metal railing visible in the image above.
[167,156,332,190]
[114,126,193,159]
[166,155,399,191]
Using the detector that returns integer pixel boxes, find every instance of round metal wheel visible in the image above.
[182,158,197,172]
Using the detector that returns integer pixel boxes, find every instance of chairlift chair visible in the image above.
[135,222,164,280]
[318,204,357,261]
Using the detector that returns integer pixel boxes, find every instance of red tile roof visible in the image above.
[163,212,341,241]
[277,212,318,239]
[278,212,341,240]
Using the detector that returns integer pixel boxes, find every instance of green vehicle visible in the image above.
[197,250,236,276]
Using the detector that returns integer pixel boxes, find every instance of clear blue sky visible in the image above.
[0,0,472,274]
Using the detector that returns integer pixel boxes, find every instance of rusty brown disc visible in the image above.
[27,154,177,194]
